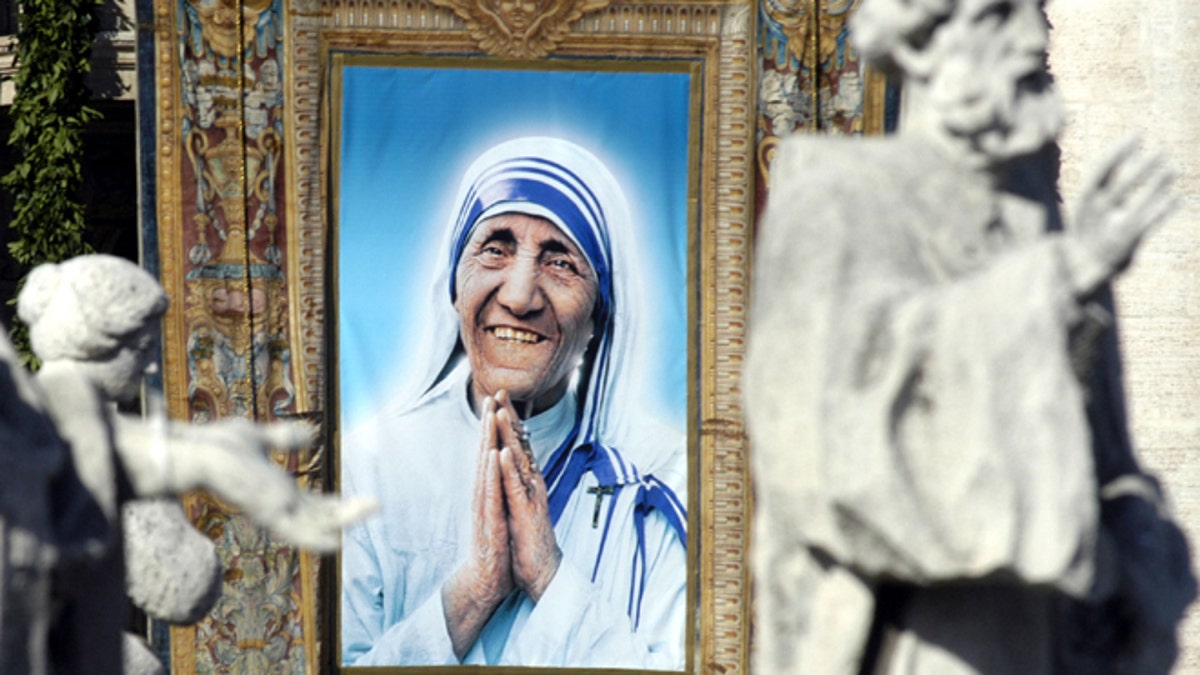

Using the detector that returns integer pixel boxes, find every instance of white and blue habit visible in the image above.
[341,137,688,668]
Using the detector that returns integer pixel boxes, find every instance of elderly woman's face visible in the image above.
[455,213,599,414]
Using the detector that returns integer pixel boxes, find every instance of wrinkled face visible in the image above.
[455,213,599,414]
[929,0,1062,161]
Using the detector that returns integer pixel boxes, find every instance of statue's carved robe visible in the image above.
[0,337,110,675]
[746,135,1194,674]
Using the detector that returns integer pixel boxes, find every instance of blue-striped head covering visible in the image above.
[435,138,628,450]
[447,151,614,331]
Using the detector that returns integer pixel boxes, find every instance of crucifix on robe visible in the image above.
[587,485,615,528]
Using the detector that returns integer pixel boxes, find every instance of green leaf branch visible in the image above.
[2,0,104,366]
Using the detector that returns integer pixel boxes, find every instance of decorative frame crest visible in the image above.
[427,0,613,57]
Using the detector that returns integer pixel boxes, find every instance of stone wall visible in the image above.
[0,0,136,106]
[1048,2,1200,669]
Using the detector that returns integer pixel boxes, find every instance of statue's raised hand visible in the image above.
[1066,135,1179,295]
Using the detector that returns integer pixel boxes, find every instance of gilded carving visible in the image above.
[426,0,612,57]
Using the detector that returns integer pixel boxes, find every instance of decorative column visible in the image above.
[150,1,320,672]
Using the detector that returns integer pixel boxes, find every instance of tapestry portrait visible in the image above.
[333,59,697,670]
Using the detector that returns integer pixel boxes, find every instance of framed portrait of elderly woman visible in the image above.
[219,1,748,672]
[333,56,698,671]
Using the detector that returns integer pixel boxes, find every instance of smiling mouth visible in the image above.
[489,326,544,344]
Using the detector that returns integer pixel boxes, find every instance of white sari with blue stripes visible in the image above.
[341,363,686,667]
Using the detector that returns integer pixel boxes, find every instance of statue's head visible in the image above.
[18,254,168,402]
[852,0,1063,163]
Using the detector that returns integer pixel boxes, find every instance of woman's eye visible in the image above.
[474,244,508,267]
[548,258,578,274]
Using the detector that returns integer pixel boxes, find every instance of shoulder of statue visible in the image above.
[769,135,934,205]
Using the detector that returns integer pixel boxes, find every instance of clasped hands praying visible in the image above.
[442,390,563,659]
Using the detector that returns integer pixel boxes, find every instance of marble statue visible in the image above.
[0,310,63,675]
[0,253,373,675]
[745,0,1196,673]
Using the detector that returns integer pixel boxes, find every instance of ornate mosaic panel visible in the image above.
[153,0,322,672]
[755,0,889,211]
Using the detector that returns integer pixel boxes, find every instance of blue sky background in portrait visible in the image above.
[338,65,692,433]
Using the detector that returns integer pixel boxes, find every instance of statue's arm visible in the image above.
[749,158,1105,597]
[113,415,374,552]
[785,242,1100,593]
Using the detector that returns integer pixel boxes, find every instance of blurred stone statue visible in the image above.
[745,0,1196,673]
[0,254,373,675]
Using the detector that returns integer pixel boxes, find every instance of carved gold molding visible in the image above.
[293,2,753,673]
[427,0,612,57]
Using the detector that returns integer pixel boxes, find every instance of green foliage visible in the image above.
[1,0,104,366]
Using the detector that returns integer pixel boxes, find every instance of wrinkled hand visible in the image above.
[443,396,514,659]
[460,396,515,603]
[494,391,561,602]
[442,392,563,659]
[1067,135,1179,295]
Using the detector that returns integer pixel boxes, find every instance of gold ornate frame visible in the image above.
[153,0,753,672]
[330,51,701,674]
[314,2,753,667]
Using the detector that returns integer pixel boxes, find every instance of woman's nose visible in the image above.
[495,256,545,316]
